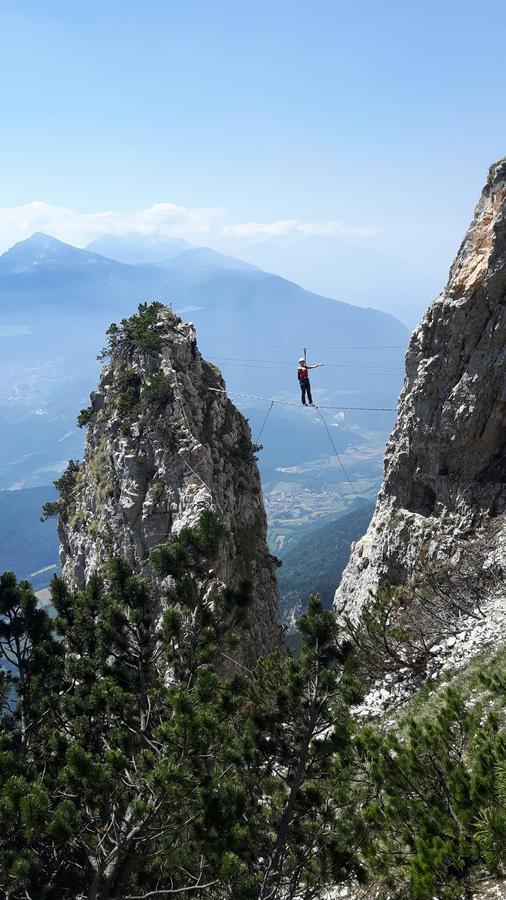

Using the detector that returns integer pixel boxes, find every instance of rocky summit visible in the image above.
[335,158,506,639]
[58,302,284,668]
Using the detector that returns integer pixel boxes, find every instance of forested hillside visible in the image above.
[278,502,373,625]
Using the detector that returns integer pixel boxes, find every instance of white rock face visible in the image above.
[59,306,284,668]
[335,158,506,623]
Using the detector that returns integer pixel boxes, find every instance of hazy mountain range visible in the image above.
[0,230,409,588]
[0,231,409,489]
[87,230,442,326]
[221,234,440,326]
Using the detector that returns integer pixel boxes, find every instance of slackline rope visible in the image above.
[202,340,404,351]
[254,400,274,444]
[313,405,360,498]
[209,388,375,497]
[207,387,395,412]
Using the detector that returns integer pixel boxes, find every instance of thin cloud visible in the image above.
[222,219,377,239]
[0,201,227,252]
[0,202,377,254]
[0,325,32,337]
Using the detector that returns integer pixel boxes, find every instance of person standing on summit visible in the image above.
[188,322,197,360]
[297,357,323,405]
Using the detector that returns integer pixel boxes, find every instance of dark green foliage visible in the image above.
[475,759,506,871]
[0,542,253,899]
[97,306,175,436]
[99,301,168,359]
[201,359,224,390]
[341,582,506,897]
[474,669,506,871]
[0,573,64,892]
[247,596,365,899]
[153,509,250,685]
[41,459,80,522]
[114,367,141,418]
[201,403,215,444]
[234,431,262,462]
[0,515,365,899]
[356,683,506,898]
[52,459,80,506]
[3,521,506,900]
[142,370,172,405]
[347,581,427,680]
[154,418,173,444]
[40,500,59,522]
[77,406,93,428]
[0,571,63,715]
[151,508,225,581]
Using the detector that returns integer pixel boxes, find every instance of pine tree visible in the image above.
[234,596,364,900]
[43,511,257,900]
[0,572,64,896]
[355,684,505,899]
[11,525,481,899]
[0,514,264,899]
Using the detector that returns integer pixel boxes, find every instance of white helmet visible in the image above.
[299,357,305,364]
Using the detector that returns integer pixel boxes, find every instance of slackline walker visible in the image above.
[301,342,359,495]
[297,351,323,407]
[205,344,397,497]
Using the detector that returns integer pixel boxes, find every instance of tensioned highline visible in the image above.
[206,388,396,412]
[201,390,366,498]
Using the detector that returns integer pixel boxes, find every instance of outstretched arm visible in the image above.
[307,363,323,369]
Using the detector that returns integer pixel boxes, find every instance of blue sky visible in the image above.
[1,0,505,320]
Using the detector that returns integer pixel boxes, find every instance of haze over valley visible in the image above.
[0,229,408,595]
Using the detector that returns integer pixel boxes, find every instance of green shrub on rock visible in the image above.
[99,301,169,359]
[41,459,81,523]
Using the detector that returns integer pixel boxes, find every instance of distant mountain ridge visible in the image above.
[87,233,192,264]
[0,231,122,275]
[0,231,408,493]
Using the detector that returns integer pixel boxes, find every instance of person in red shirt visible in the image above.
[297,357,323,405]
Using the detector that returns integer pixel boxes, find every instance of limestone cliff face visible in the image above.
[59,304,284,667]
[335,158,506,623]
